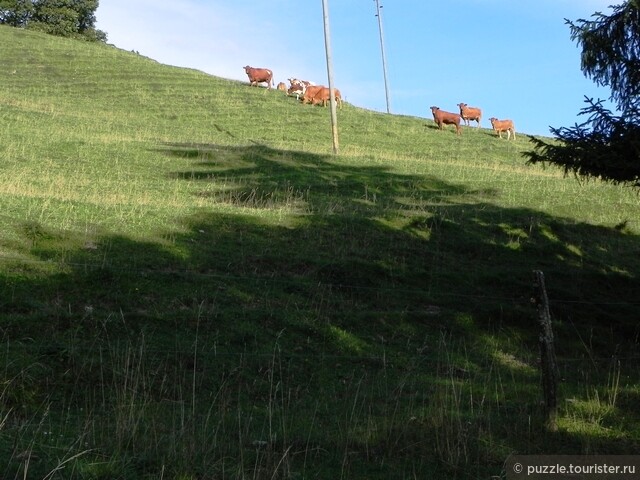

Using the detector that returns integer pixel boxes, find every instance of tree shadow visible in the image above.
[155,141,638,320]
[158,141,495,214]
[1,142,639,477]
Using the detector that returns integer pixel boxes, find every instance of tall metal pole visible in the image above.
[374,0,391,114]
[321,0,339,154]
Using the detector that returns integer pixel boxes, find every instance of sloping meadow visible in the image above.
[0,25,639,479]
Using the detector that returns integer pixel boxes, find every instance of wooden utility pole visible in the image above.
[321,0,339,154]
[374,0,391,113]
[532,270,559,431]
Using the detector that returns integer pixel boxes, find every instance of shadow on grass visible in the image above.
[1,142,639,478]
[157,141,638,331]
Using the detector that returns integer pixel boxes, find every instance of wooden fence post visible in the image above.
[532,270,559,431]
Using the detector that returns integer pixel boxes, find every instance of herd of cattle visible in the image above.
[430,105,516,140]
[243,65,515,139]
[243,66,342,109]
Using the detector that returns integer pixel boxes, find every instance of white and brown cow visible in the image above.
[287,78,316,99]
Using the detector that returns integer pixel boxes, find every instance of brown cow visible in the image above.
[243,66,274,89]
[311,87,342,108]
[302,85,325,104]
[489,117,516,140]
[457,103,482,128]
[276,82,287,92]
[430,106,461,135]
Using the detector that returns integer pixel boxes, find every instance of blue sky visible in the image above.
[96,0,617,136]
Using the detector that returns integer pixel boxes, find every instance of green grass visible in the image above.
[0,25,639,479]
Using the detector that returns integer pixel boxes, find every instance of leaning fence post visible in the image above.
[532,270,559,431]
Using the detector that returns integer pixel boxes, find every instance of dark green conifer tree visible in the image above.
[525,1,640,188]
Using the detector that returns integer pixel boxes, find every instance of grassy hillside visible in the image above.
[1,25,639,479]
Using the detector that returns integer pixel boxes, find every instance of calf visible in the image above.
[489,117,516,140]
[457,103,482,127]
[430,106,461,135]
[311,87,342,108]
[276,82,287,92]
[243,66,274,89]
